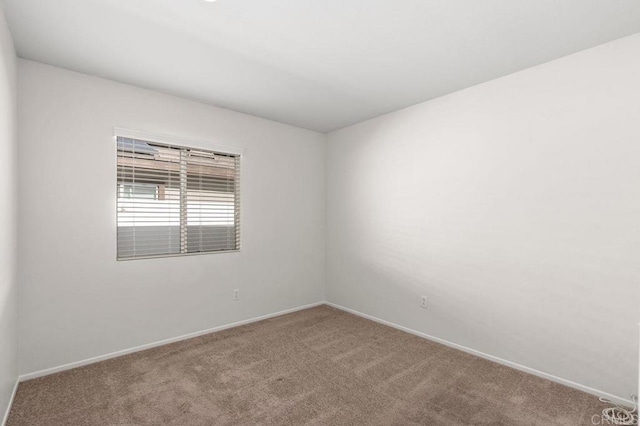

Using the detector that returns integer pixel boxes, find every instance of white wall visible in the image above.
[18,59,326,375]
[13,27,640,404]
[0,5,18,423]
[326,34,640,399]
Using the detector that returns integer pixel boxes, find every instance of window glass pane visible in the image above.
[116,136,240,260]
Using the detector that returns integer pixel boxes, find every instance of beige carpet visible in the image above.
[8,305,605,425]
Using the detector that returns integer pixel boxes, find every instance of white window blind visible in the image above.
[117,136,241,260]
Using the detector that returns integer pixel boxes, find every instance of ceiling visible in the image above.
[4,0,640,133]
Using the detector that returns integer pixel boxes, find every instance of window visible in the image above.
[118,183,159,200]
[116,136,241,260]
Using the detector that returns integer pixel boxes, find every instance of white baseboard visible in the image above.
[14,300,633,412]
[326,301,633,407]
[2,378,19,426]
[19,301,324,382]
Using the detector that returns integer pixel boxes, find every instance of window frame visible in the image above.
[114,128,243,261]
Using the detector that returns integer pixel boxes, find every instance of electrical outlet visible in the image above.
[421,296,428,309]
[233,289,240,301]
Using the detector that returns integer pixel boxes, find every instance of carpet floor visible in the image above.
[8,305,606,425]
